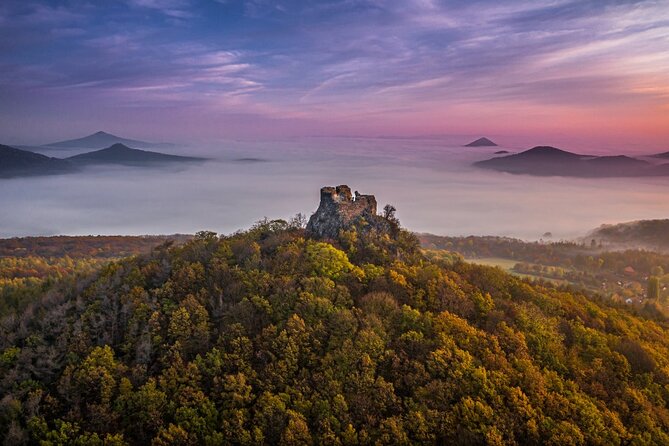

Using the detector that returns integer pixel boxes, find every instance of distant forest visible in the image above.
[0,235,192,258]
[419,233,669,305]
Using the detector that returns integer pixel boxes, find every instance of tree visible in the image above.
[383,204,396,221]
[11,217,669,445]
[305,242,354,280]
[280,410,312,446]
[151,423,193,446]
[647,276,660,301]
[289,213,308,229]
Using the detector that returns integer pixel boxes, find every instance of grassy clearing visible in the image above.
[466,257,518,271]
[466,257,571,286]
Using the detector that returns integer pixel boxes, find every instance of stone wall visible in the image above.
[306,185,378,239]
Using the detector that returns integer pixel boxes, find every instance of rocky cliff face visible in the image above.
[306,185,379,239]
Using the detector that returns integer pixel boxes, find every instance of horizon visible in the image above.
[6,129,668,157]
[2,1,669,152]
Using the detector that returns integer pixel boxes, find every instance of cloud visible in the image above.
[0,0,668,143]
[24,3,83,24]
[126,0,195,18]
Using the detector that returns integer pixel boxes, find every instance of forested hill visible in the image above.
[590,219,669,251]
[2,216,669,444]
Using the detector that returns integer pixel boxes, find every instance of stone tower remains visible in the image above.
[306,185,378,239]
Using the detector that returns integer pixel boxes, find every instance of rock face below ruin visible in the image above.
[306,185,379,239]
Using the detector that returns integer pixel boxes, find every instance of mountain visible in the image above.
[494,150,510,154]
[0,142,205,177]
[650,150,669,159]
[589,219,669,251]
[66,143,205,166]
[507,145,585,160]
[475,145,655,177]
[46,131,175,149]
[2,186,669,444]
[0,144,74,178]
[465,137,497,147]
[585,155,649,176]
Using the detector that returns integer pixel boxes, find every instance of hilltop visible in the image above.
[66,143,205,166]
[0,142,205,178]
[465,137,497,147]
[2,186,669,443]
[0,144,74,178]
[306,184,392,239]
[589,219,669,251]
[46,131,175,149]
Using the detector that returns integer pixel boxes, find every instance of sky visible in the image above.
[1,0,669,150]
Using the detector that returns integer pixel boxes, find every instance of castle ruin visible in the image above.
[306,185,378,239]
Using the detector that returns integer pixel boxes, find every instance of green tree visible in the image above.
[305,242,354,280]
[647,276,660,301]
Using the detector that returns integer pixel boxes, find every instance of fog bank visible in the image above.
[3,137,669,240]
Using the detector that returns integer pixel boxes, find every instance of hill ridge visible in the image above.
[474,145,661,177]
[46,131,175,149]
[0,143,75,178]
[67,143,205,166]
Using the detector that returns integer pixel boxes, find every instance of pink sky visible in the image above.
[1,0,668,152]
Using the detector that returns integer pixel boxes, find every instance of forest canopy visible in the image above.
[1,217,669,445]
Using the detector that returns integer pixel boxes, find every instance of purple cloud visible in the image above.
[0,0,667,148]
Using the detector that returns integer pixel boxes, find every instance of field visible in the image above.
[465,257,572,286]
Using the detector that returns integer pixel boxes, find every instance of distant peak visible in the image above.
[525,146,573,155]
[107,143,132,150]
[93,131,112,136]
[527,146,562,153]
[465,137,497,147]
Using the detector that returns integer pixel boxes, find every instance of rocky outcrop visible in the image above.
[306,185,379,239]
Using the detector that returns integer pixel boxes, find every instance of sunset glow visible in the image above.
[1,1,668,150]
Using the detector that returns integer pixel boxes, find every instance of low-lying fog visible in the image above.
[3,137,669,240]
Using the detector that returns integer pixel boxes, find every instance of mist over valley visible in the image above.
[3,136,669,240]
